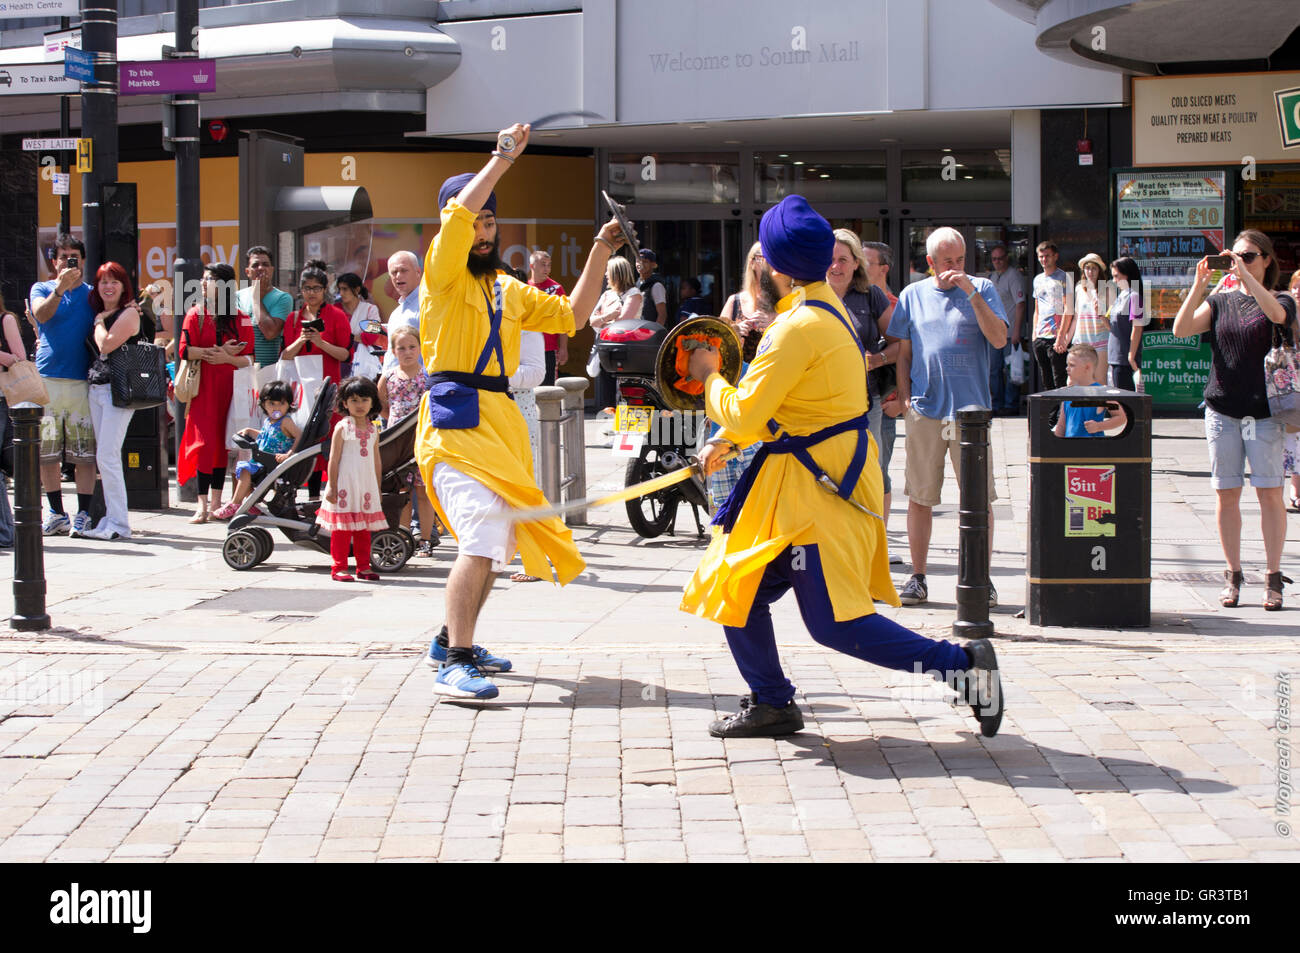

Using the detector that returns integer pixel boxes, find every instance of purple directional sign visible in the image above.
[118,59,216,96]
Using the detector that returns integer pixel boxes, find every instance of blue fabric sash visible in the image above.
[711,295,872,533]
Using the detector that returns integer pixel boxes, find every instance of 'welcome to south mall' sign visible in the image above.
[1134,71,1300,166]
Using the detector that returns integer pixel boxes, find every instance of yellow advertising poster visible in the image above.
[1065,465,1117,538]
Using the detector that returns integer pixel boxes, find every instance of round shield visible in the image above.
[654,316,743,413]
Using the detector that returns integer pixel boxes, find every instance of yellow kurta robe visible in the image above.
[415,199,584,584]
[680,282,899,626]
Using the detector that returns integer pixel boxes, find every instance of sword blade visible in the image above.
[528,110,604,129]
[494,463,701,524]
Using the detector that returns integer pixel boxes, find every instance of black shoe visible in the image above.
[953,639,1004,738]
[708,694,804,738]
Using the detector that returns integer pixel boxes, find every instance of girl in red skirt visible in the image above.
[318,376,387,581]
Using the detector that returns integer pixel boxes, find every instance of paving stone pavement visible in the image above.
[0,417,1296,863]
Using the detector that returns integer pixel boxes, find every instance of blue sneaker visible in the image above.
[426,629,513,673]
[70,511,93,537]
[42,512,70,536]
[433,662,499,700]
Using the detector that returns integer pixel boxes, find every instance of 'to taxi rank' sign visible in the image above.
[1065,465,1116,538]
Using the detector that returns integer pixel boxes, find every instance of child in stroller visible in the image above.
[212,380,301,520]
[221,377,425,573]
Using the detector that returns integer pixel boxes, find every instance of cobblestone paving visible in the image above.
[1,639,1294,863]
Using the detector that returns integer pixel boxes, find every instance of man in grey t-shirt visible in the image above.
[987,244,1026,412]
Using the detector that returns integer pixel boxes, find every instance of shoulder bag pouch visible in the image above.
[426,377,480,429]
[1265,314,1300,428]
[173,328,202,403]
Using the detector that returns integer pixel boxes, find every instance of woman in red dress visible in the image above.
[177,262,255,522]
[282,262,352,497]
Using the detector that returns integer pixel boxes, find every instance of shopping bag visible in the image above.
[274,354,325,429]
[225,362,261,450]
[1265,323,1300,428]
[351,342,382,381]
[1006,343,1029,386]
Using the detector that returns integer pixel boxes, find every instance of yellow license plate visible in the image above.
[615,404,653,434]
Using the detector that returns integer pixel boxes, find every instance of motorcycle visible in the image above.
[592,318,712,538]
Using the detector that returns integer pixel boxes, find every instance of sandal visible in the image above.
[1220,569,1243,608]
[1264,571,1291,611]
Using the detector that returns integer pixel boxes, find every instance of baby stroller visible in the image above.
[221,379,422,573]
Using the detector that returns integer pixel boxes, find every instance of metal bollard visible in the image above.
[556,376,589,525]
[534,385,566,505]
[953,406,993,641]
[10,405,51,631]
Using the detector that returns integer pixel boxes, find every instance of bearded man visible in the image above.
[419,122,624,700]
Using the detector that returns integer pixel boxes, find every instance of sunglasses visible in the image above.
[1234,251,1263,264]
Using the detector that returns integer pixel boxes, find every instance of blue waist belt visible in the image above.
[712,410,872,533]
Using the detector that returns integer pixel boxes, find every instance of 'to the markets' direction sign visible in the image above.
[119,60,216,96]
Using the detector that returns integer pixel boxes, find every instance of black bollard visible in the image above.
[10,406,50,631]
[953,406,993,640]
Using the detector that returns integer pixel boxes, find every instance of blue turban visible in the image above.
[438,173,497,216]
[759,195,834,282]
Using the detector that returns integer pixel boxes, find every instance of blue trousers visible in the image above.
[723,545,971,708]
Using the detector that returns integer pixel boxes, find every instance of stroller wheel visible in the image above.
[223,531,262,571]
[370,529,411,573]
[250,528,275,565]
[397,527,415,559]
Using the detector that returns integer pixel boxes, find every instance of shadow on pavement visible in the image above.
[779,732,1236,794]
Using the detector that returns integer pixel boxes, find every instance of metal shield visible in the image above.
[654,316,743,412]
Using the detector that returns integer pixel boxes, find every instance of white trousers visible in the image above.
[88,383,134,536]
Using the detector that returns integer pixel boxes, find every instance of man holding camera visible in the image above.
[29,235,97,537]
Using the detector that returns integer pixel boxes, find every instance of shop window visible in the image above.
[902,149,1011,202]
[607,153,740,205]
[1242,167,1300,289]
[756,152,886,204]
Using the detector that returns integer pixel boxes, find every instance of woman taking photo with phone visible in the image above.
[283,261,352,499]
[177,262,254,523]
[1173,230,1297,610]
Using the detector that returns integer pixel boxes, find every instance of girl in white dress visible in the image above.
[318,376,387,581]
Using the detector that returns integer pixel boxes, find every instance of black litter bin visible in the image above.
[1027,386,1151,627]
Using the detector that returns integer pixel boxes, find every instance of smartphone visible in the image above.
[1206,254,1234,270]
[65,255,79,270]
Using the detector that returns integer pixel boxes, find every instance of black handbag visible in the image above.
[108,340,169,410]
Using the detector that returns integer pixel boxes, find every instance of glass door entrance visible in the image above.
[637,218,741,322]
[902,221,1033,284]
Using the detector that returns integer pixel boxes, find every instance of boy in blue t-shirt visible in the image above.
[1055,344,1127,438]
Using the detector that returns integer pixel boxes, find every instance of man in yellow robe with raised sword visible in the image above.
[418,122,625,700]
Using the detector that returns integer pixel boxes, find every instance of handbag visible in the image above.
[0,359,50,406]
[108,340,168,409]
[1265,320,1300,428]
[173,329,202,403]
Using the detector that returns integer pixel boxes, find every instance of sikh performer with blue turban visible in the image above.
[681,195,1004,738]
[418,122,626,700]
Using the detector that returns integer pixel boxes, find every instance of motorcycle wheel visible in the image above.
[624,445,681,538]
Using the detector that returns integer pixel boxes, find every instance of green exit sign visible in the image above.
[1278,86,1300,149]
